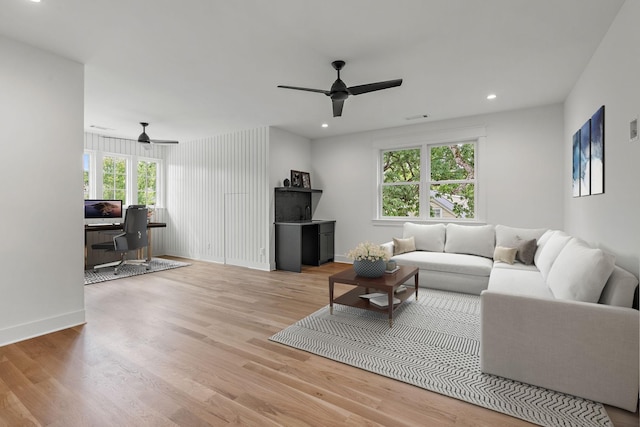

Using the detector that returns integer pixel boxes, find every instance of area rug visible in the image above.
[84,257,190,285]
[269,289,612,427]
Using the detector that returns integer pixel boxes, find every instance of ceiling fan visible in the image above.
[103,122,179,145]
[277,60,403,117]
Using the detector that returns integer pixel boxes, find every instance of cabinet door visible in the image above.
[276,225,302,272]
[319,231,334,263]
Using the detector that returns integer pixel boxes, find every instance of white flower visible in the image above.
[346,241,389,262]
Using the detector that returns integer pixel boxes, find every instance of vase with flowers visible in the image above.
[346,241,390,278]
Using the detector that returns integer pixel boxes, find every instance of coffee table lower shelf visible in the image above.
[333,286,415,311]
[328,265,419,327]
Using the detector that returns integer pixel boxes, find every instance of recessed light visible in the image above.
[487,94,497,100]
[29,0,41,3]
[321,123,328,128]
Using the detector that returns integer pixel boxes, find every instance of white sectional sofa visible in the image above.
[381,222,639,412]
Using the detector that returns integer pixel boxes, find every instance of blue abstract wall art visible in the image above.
[572,105,605,197]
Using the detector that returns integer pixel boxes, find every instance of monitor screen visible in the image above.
[84,199,123,219]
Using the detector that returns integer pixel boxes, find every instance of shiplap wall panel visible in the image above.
[164,127,270,270]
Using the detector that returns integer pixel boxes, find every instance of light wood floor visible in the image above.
[0,258,637,426]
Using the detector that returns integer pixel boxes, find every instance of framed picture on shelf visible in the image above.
[301,172,311,189]
[290,170,302,187]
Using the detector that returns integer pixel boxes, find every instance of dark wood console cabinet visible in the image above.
[274,186,335,272]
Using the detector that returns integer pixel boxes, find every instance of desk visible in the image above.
[84,222,167,269]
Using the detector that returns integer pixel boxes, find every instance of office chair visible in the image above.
[92,205,150,274]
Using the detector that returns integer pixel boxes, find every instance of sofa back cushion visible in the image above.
[444,224,495,258]
[495,225,547,247]
[546,238,615,303]
[534,230,571,280]
[403,222,446,252]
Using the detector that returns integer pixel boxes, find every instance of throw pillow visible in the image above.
[402,222,446,252]
[546,238,615,303]
[493,246,517,264]
[444,224,495,258]
[393,236,416,255]
[515,238,537,265]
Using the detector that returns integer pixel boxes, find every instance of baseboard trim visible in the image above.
[0,309,86,347]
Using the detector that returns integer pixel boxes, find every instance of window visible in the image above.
[102,155,127,203]
[381,148,421,217]
[137,160,158,206]
[429,143,475,219]
[83,152,91,199]
[379,141,477,220]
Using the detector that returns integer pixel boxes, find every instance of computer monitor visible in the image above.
[84,199,123,223]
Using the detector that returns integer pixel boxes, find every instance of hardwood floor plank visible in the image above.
[0,258,635,426]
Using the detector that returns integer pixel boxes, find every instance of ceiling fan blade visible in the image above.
[149,139,179,145]
[332,99,344,117]
[277,85,330,95]
[348,79,403,96]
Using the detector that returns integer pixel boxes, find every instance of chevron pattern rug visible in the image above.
[84,257,190,285]
[270,289,612,427]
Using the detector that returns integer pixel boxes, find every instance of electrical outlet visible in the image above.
[630,117,638,142]
[260,247,265,256]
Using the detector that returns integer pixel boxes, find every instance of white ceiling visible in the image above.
[0,0,624,141]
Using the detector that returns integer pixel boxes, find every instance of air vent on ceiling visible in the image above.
[405,114,429,121]
[89,125,115,131]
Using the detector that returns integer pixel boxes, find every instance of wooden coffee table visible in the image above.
[329,265,419,327]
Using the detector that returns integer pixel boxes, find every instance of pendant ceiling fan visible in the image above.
[277,60,403,117]
[103,122,179,145]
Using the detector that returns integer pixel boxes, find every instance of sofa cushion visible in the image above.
[392,251,493,277]
[488,267,554,299]
[495,225,547,247]
[547,238,615,303]
[515,238,537,265]
[493,246,517,264]
[444,224,495,259]
[534,230,571,280]
[403,222,446,252]
[599,265,639,308]
[393,236,416,255]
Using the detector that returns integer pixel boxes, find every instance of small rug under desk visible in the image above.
[84,257,190,285]
[270,289,613,427]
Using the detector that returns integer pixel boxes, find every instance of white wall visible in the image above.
[564,0,640,278]
[311,104,565,261]
[0,36,85,345]
[164,127,270,270]
[268,127,311,268]
[269,127,311,188]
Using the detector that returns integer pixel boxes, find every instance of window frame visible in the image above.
[427,141,477,220]
[83,147,165,208]
[374,128,485,224]
[101,153,129,204]
[136,157,161,207]
[380,146,422,218]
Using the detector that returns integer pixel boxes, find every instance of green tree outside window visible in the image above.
[137,160,157,206]
[103,156,127,203]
